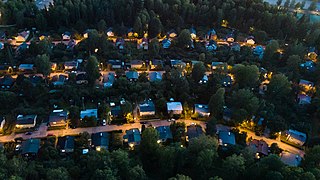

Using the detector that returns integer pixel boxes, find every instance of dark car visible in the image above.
[25,132,32,135]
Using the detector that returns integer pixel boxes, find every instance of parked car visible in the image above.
[102,119,106,126]
[25,132,32,135]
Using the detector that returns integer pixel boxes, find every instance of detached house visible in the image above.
[249,139,269,158]
[64,61,79,71]
[282,129,307,147]
[300,61,316,72]
[162,38,171,49]
[149,72,162,82]
[91,132,110,151]
[205,28,217,40]
[106,27,114,37]
[156,126,173,143]
[18,64,35,73]
[218,131,236,146]
[49,109,68,127]
[124,128,141,147]
[130,60,144,69]
[137,38,148,50]
[57,136,75,153]
[299,79,314,92]
[297,94,311,105]
[194,104,210,117]
[21,139,40,157]
[62,31,71,41]
[107,60,123,69]
[16,31,30,43]
[186,125,203,142]
[167,29,177,38]
[167,102,183,115]
[206,40,218,52]
[149,59,163,70]
[80,109,98,120]
[253,45,264,59]
[246,36,255,45]
[16,115,37,129]
[126,71,139,82]
[139,100,156,117]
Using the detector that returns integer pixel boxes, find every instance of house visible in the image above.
[124,128,141,147]
[57,136,75,153]
[186,125,203,142]
[67,39,76,49]
[76,72,88,85]
[130,60,144,69]
[139,100,156,116]
[137,38,148,50]
[21,139,40,157]
[83,29,95,39]
[223,107,232,121]
[150,59,163,70]
[91,132,109,151]
[18,64,35,73]
[167,29,177,38]
[205,28,217,40]
[299,79,314,92]
[211,62,225,70]
[106,27,114,37]
[16,115,37,129]
[48,109,68,127]
[162,38,171,49]
[0,75,14,90]
[0,116,5,130]
[110,105,121,119]
[64,61,78,71]
[297,94,311,105]
[280,151,302,167]
[62,31,71,41]
[231,42,241,52]
[282,129,307,146]
[221,75,232,87]
[52,75,67,87]
[226,33,234,42]
[16,42,29,54]
[16,31,30,43]
[170,60,186,69]
[206,40,218,52]
[103,73,115,88]
[0,65,13,74]
[126,71,139,81]
[167,102,183,115]
[156,126,173,143]
[107,59,123,69]
[246,36,255,45]
[127,28,134,37]
[149,72,162,82]
[253,45,264,59]
[218,131,236,146]
[190,27,197,39]
[249,139,269,158]
[115,38,125,50]
[194,104,210,117]
[259,81,269,95]
[300,61,316,72]
[199,75,208,84]
[80,109,98,120]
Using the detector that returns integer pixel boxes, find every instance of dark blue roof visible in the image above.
[57,136,74,150]
[219,131,236,145]
[91,132,109,148]
[156,126,173,140]
[21,139,40,155]
[139,100,155,112]
[187,125,203,140]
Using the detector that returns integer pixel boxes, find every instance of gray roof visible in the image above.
[49,110,68,123]
[16,115,37,125]
[126,71,139,80]
[91,132,109,149]
[149,72,162,82]
[156,126,173,140]
[194,104,209,114]
[124,128,141,143]
[57,136,74,150]
[139,100,155,113]
[80,109,98,119]
[21,139,40,155]
[218,131,236,145]
[187,125,203,140]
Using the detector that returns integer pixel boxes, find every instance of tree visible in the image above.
[303,145,320,169]
[277,0,283,6]
[140,128,160,174]
[192,62,206,82]
[222,154,245,180]
[149,38,160,59]
[286,55,303,71]
[46,167,70,180]
[149,17,162,38]
[267,74,291,101]
[232,64,259,88]
[206,116,217,136]
[84,29,100,54]
[0,91,18,113]
[35,54,51,76]
[253,30,268,44]
[177,29,191,48]
[284,0,290,8]
[92,168,116,180]
[169,174,192,180]
[309,1,317,11]
[97,19,106,32]
[128,165,147,180]
[85,56,100,86]
[263,40,279,66]
[231,89,259,122]
[208,88,225,118]
[270,143,282,154]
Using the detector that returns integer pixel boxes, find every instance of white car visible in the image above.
[102,119,106,126]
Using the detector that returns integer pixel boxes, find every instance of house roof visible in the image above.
[63,31,71,36]
[167,102,183,111]
[57,136,74,150]
[111,105,121,116]
[139,100,155,113]
[91,132,109,148]
[297,94,311,104]
[19,64,34,70]
[156,126,173,140]
[21,139,40,155]
[299,79,314,87]
[149,72,162,82]
[80,109,98,119]
[194,104,210,114]
[280,151,301,167]
[151,59,163,66]
[131,60,144,65]
[285,129,307,145]
[207,29,216,36]
[0,75,14,86]
[187,125,203,140]
[211,62,224,66]
[253,46,264,54]
[64,61,78,67]
[124,128,141,143]
[49,110,68,123]
[16,115,37,125]
[223,107,232,119]
[218,131,236,145]
[300,61,316,71]
[249,139,268,155]
[126,71,139,79]
[108,59,122,65]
